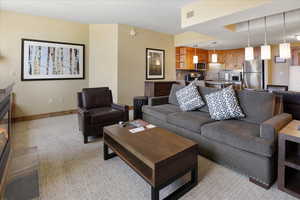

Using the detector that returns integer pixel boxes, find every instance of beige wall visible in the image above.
[0,11,89,117]
[89,24,118,102]
[117,24,175,105]
[0,11,176,116]
[174,31,215,47]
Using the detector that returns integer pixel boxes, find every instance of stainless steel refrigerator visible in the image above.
[242,59,265,90]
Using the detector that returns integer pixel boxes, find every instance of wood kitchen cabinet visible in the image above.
[208,50,225,64]
[227,49,244,69]
[176,47,208,70]
[197,48,208,63]
[176,47,245,70]
[208,48,244,69]
[176,47,192,70]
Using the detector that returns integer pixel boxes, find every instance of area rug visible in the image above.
[13,114,297,200]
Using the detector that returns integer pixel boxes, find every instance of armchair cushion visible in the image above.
[88,107,123,124]
[82,88,112,109]
[260,113,292,141]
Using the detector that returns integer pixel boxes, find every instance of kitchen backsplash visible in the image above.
[176,63,242,81]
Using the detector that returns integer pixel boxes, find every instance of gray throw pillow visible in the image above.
[176,83,205,111]
[205,86,245,120]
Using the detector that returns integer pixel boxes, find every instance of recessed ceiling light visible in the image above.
[296,35,300,41]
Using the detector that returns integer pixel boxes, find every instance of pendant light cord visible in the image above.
[283,12,286,43]
[247,21,250,47]
[264,16,267,45]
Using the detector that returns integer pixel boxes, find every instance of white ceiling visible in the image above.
[0,0,195,34]
[1,0,300,50]
[183,0,300,49]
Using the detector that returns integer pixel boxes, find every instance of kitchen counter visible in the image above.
[205,80,242,89]
[205,80,234,85]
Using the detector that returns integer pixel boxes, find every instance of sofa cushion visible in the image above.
[238,90,274,124]
[168,84,185,106]
[89,107,123,124]
[176,83,205,111]
[201,120,274,157]
[142,104,181,121]
[198,86,220,112]
[167,111,214,133]
[205,86,245,120]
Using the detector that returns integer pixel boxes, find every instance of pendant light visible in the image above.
[279,12,291,59]
[261,16,271,60]
[193,45,199,64]
[212,42,218,63]
[245,20,254,61]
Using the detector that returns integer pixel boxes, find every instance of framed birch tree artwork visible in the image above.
[146,48,165,80]
[21,39,85,81]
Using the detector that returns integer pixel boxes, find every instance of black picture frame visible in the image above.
[21,38,85,81]
[146,48,165,80]
[275,56,286,63]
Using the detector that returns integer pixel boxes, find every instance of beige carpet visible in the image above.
[12,114,297,200]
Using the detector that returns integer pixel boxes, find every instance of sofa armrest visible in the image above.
[260,113,292,141]
[149,96,169,106]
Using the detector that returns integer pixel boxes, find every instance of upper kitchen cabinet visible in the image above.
[208,50,225,64]
[197,48,208,63]
[209,48,244,69]
[226,49,244,69]
[176,47,208,70]
[176,47,245,70]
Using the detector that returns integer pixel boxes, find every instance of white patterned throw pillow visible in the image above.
[176,83,205,111]
[205,86,245,120]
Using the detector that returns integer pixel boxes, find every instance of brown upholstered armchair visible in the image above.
[77,87,129,143]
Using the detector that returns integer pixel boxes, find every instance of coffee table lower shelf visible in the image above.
[103,141,198,200]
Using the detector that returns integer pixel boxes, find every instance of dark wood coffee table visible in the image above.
[103,124,198,200]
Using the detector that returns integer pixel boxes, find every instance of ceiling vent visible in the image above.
[186,10,194,19]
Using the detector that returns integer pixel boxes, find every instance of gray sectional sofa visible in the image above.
[142,84,292,188]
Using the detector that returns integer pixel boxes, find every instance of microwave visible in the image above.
[231,73,242,81]
[196,63,206,70]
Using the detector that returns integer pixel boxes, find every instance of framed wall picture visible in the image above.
[275,56,286,63]
[21,39,85,81]
[146,48,165,80]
